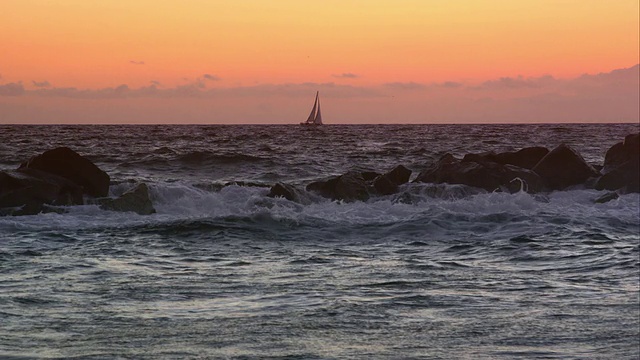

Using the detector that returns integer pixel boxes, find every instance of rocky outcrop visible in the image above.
[462,147,549,170]
[267,183,311,204]
[19,147,110,197]
[1,147,115,216]
[0,169,84,216]
[94,183,155,215]
[306,171,370,202]
[596,133,639,193]
[414,154,543,193]
[373,165,412,195]
[531,144,600,190]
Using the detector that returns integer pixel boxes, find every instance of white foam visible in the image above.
[1,182,638,234]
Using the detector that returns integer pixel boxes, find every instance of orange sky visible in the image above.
[1,1,638,123]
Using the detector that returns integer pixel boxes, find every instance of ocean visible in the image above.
[1,123,639,359]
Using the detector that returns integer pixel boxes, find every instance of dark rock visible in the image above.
[594,191,619,204]
[373,165,412,195]
[603,142,627,171]
[495,147,550,169]
[596,133,639,193]
[19,147,110,197]
[462,147,549,170]
[95,183,155,215]
[373,175,398,195]
[0,170,84,216]
[603,132,639,172]
[384,165,412,185]
[306,171,370,202]
[595,159,639,193]
[462,151,497,165]
[414,154,543,193]
[360,171,381,182]
[532,144,599,190]
[267,183,311,204]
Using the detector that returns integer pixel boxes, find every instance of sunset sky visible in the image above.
[1,0,638,124]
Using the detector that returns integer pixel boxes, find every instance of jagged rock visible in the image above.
[414,154,543,193]
[360,171,381,182]
[532,144,600,190]
[19,147,110,197]
[603,133,639,172]
[594,191,619,204]
[0,170,83,216]
[95,183,155,215]
[373,165,412,195]
[495,147,550,169]
[462,147,549,170]
[267,183,311,204]
[306,171,370,202]
[596,133,639,193]
[595,158,639,193]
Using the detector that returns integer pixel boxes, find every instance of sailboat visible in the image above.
[300,91,323,126]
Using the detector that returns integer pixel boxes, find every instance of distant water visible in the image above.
[1,123,638,359]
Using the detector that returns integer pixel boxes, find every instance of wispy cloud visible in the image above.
[333,73,359,79]
[435,81,463,88]
[3,64,637,107]
[0,82,25,96]
[129,60,145,65]
[383,82,426,90]
[475,75,555,90]
[202,74,221,81]
[32,80,51,88]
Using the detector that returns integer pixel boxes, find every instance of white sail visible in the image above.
[301,91,323,126]
[314,95,322,124]
[306,91,318,123]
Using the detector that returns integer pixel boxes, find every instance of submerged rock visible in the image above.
[19,147,110,197]
[531,144,599,190]
[594,191,619,204]
[95,183,155,215]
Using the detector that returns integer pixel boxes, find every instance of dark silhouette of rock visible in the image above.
[462,147,549,170]
[360,171,381,182]
[306,171,370,202]
[373,175,398,195]
[595,133,639,193]
[19,147,110,197]
[596,158,639,193]
[603,132,639,172]
[95,183,155,215]
[495,147,550,169]
[267,183,311,204]
[373,165,412,195]
[532,144,599,190]
[414,154,543,193]
[0,169,84,215]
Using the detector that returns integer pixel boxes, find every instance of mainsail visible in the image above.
[304,91,322,125]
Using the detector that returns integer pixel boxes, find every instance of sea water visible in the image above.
[1,123,639,359]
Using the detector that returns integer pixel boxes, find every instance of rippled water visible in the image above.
[1,124,639,359]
